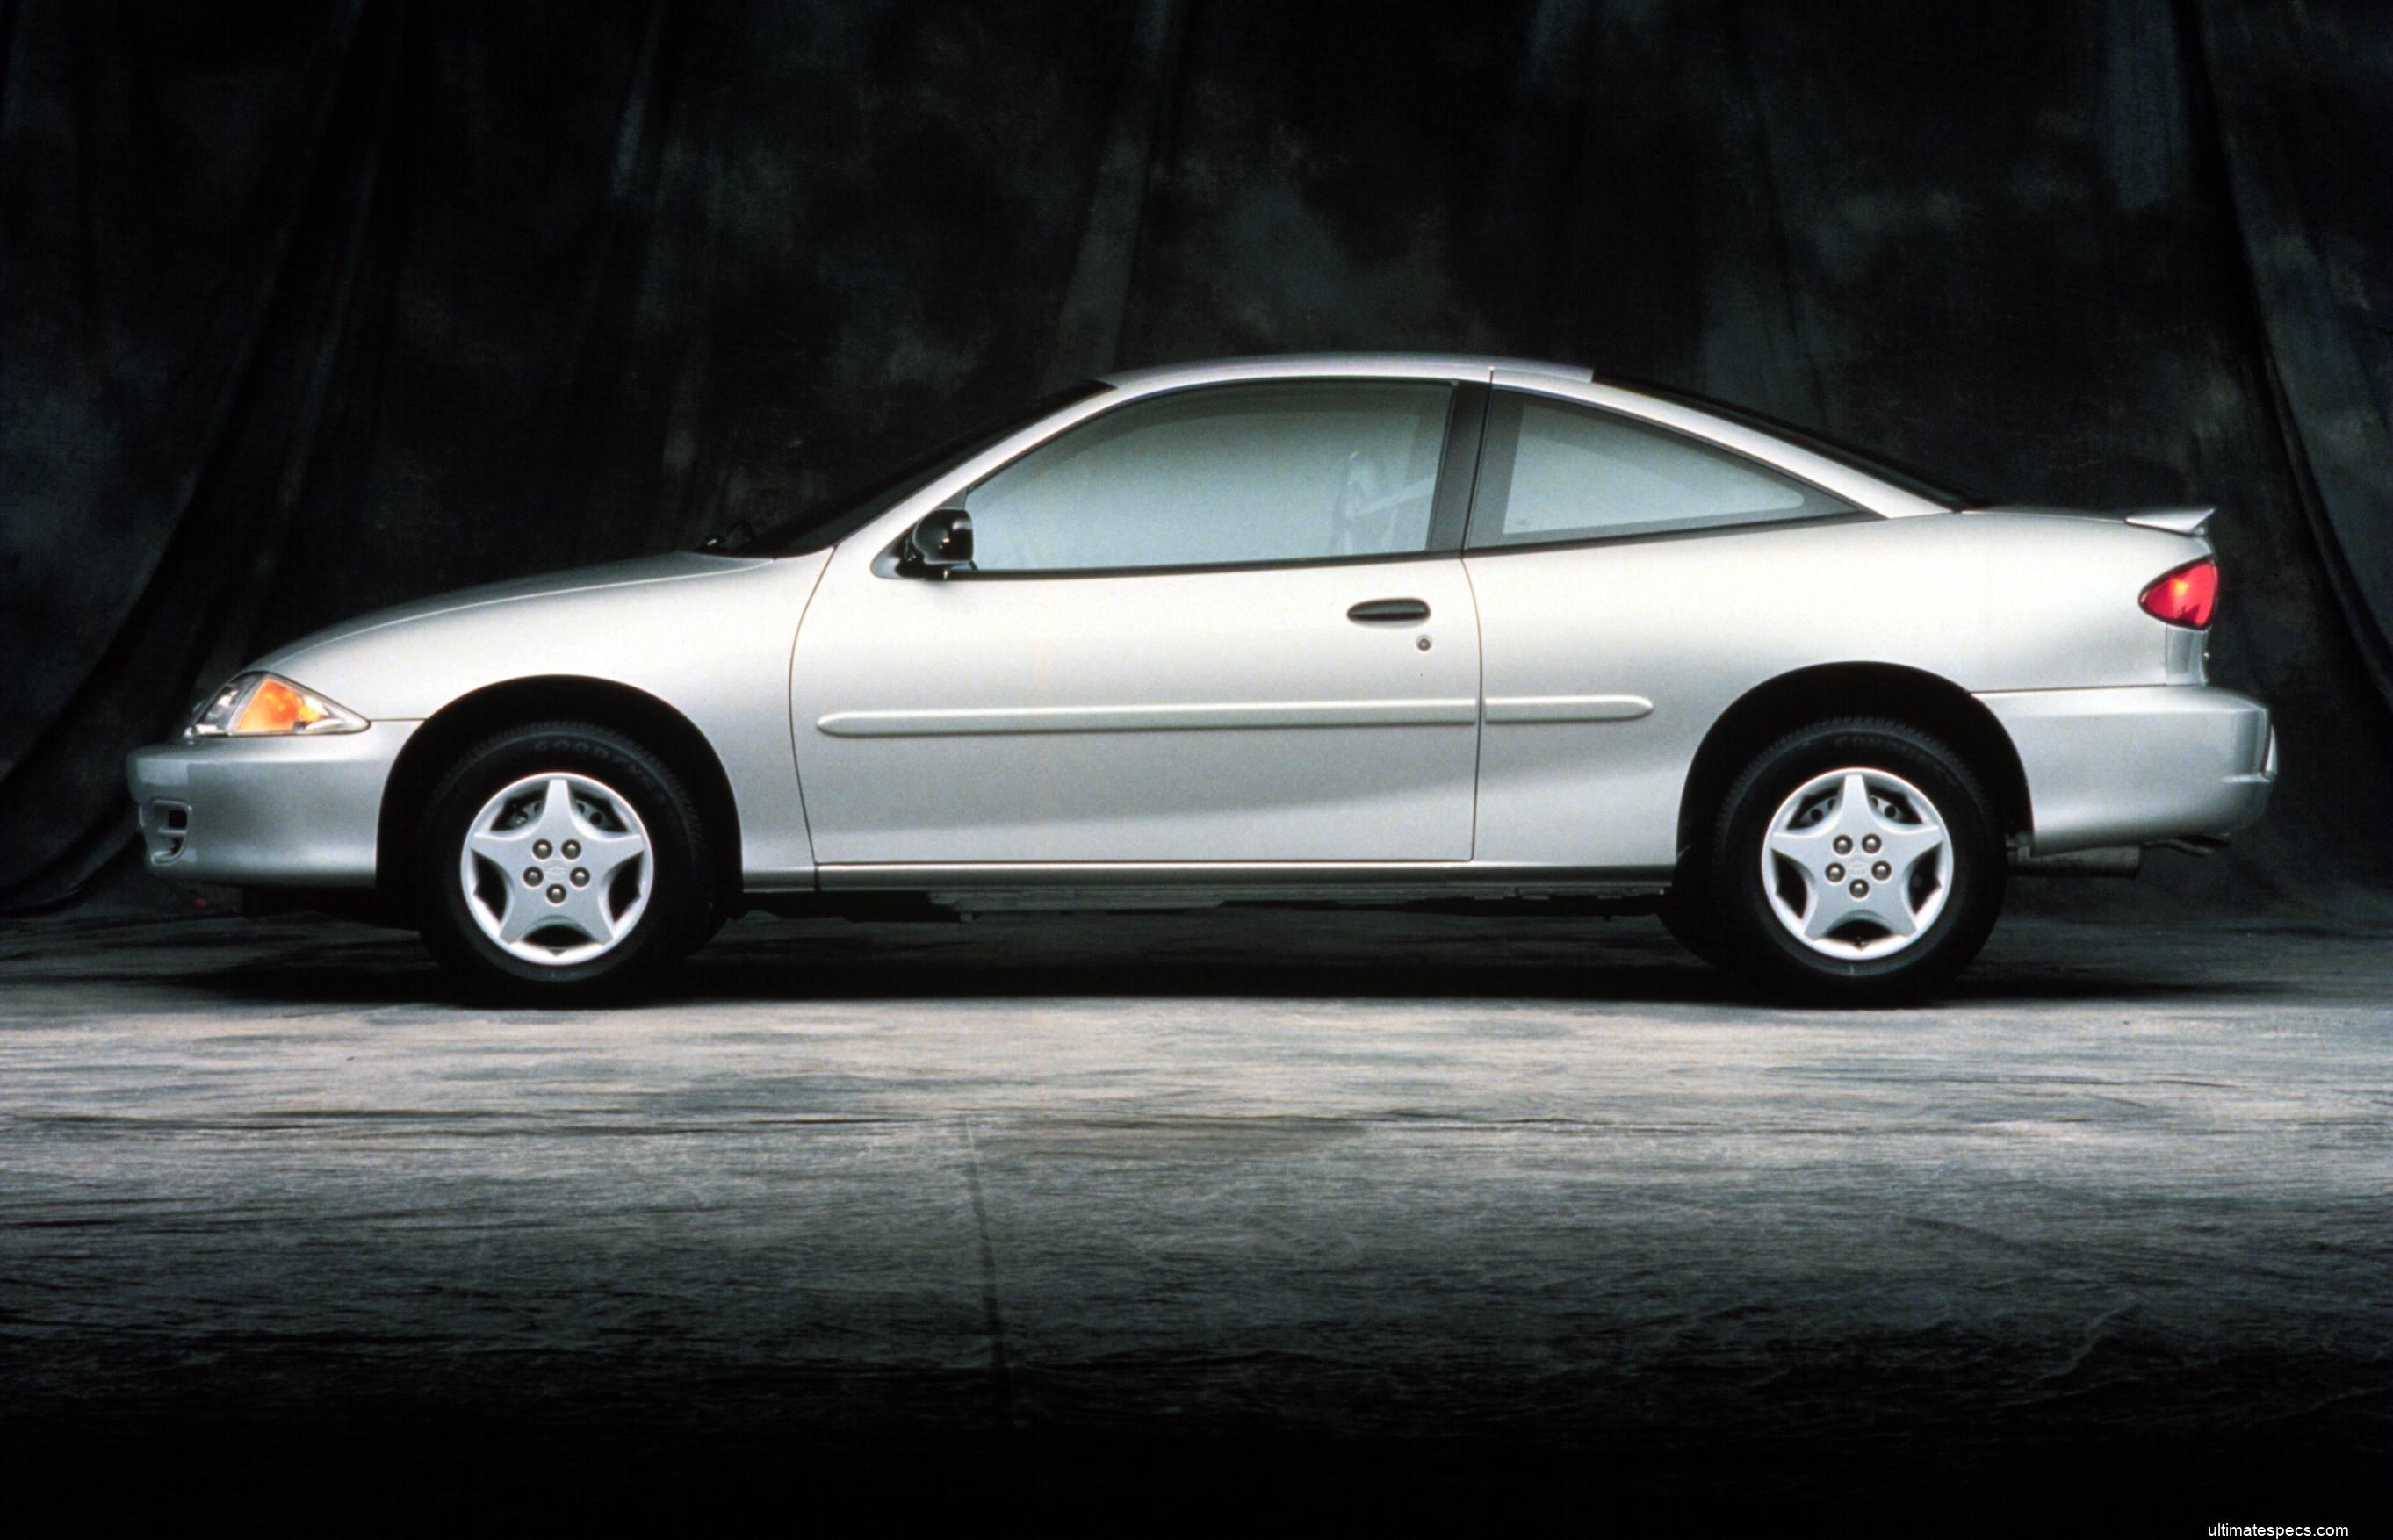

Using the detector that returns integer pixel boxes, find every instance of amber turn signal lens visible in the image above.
[231,677,324,734]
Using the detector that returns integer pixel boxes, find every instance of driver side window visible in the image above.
[963,381,1452,573]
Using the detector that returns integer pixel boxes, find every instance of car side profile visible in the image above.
[126,354,2276,1004]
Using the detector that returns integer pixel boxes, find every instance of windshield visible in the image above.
[712,381,1113,556]
[1616,380,1977,507]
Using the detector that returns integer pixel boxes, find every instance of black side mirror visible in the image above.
[903,506,974,577]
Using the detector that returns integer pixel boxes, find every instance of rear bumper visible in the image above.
[1975,685,2274,856]
[126,723,417,888]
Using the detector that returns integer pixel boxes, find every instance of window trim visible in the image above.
[873,377,1484,581]
[1460,508,1884,562]
[1461,391,1878,553]
[1597,376,1973,507]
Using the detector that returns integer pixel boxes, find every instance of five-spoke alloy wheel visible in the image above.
[418,721,711,1002]
[458,773,654,965]
[1700,718,2004,1004]
[1760,766,1952,960]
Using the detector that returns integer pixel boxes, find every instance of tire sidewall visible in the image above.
[1711,722,2004,1000]
[419,724,704,997]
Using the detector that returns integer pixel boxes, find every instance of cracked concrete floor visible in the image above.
[0,908,2386,1530]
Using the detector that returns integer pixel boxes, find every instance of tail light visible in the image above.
[2140,558,2218,629]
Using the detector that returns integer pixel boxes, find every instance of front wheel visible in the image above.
[416,721,713,1003]
[1701,718,2005,1004]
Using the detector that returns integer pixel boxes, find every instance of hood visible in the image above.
[258,552,769,673]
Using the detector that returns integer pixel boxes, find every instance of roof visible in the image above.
[1099,352,1593,389]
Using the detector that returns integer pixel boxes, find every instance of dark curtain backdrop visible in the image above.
[4,0,2388,913]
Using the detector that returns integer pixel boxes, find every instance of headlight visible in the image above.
[184,673,369,739]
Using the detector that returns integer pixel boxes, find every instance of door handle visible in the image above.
[1347,598,1431,624]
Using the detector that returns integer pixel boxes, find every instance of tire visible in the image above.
[415,720,712,1004]
[1700,718,2004,1005]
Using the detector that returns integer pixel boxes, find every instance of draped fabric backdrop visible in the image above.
[3,0,2387,913]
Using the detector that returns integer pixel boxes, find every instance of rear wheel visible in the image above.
[416,721,711,1003]
[1701,718,2004,1004]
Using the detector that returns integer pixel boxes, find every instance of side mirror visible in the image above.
[903,506,974,577]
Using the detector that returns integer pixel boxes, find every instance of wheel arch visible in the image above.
[1675,663,2031,867]
[376,676,743,914]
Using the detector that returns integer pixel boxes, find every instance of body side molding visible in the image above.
[1482,694,1653,724]
[816,699,1479,738]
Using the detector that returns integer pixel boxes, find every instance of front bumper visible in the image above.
[126,723,418,888]
[1975,685,2274,856]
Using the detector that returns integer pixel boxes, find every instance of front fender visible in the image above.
[257,551,835,889]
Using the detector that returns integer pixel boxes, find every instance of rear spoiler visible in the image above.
[2121,506,2216,536]
[1962,504,2216,538]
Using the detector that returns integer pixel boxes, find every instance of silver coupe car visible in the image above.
[126,354,2275,1004]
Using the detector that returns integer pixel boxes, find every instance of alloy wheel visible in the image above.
[457,772,653,966]
[1759,766,1953,960]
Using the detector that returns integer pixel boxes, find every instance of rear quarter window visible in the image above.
[1467,393,1858,548]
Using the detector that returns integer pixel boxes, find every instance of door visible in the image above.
[1463,381,1868,870]
[790,378,1483,865]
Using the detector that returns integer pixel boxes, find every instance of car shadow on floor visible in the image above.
[140,911,2314,1011]
[675,958,2292,1008]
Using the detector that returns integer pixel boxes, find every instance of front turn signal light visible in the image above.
[185,673,369,739]
[2139,557,2218,629]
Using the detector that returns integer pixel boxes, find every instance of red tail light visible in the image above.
[2140,558,2218,628]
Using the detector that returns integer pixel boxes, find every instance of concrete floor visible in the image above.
[1,907,2386,1530]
